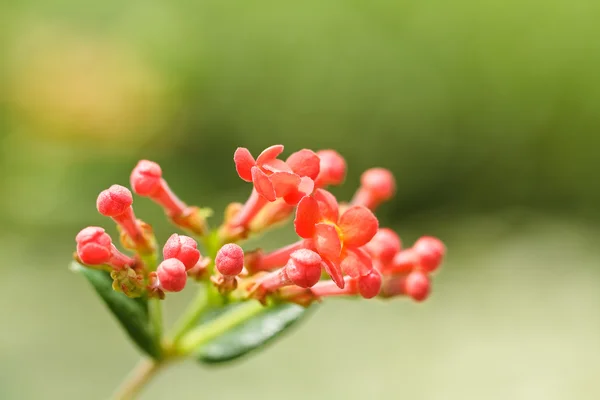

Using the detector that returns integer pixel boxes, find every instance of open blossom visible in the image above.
[294,189,379,288]
[74,143,447,307]
[233,145,319,204]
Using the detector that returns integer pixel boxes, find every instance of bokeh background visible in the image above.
[1,1,600,399]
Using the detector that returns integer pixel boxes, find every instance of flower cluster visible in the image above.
[74,145,446,304]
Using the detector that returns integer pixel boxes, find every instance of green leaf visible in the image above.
[197,302,313,364]
[70,262,161,359]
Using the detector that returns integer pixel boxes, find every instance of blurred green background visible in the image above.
[1,1,600,399]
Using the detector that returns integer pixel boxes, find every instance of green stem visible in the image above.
[112,358,164,400]
[168,284,212,344]
[148,298,163,349]
[140,252,163,355]
[177,300,265,355]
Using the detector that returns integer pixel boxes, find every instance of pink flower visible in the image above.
[233,145,319,204]
[248,249,324,303]
[403,270,430,302]
[76,226,136,269]
[283,249,323,288]
[357,269,382,299]
[351,168,396,210]
[294,189,379,288]
[413,236,446,273]
[157,259,187,292]
[215,243,245,277]
[163,234,201,271]
[314,150,347,188]
[131,160,207,235]
[96,185,153,251]
[365,228,402,266]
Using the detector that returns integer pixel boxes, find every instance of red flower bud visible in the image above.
[76,226,112,264]
[285,249,322,288]
[351,168,396,210]
[314,150,347,187]
[388,248,420,274]
[361,168,395,200]
[413,236,446,273]
[366,228,402,265]
[76,226,135,269]
[130,160,162,196]
[163,234,200,270]
[357,269,382,299]
[286,149,321,180]
[404,270,430,302]
[215,243,244,276]
[96,185,133,217]
[157,259,187,292]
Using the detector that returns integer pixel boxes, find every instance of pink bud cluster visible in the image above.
[73,144,446,306]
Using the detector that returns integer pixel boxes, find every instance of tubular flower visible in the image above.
[131,160,208,235]
[351,168,396,211]
[76,226,135,269]
[294,189,379,288]
[73,143,448,311]
[314,149,347,188]
[96,185,155,252]
[234,145,320,204]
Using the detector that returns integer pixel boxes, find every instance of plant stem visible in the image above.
[177,300,265,355]
[141,251,163,352]
[148,298,163,349]
[168,284,211,344]
[112,358,164,400]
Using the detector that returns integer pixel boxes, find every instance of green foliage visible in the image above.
[70,262,162,360]
[196,303,312,364]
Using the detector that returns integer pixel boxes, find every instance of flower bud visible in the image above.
[285,249,322,288]
[413,236,446,273]
[366,228,401,265]
[351,168,396,210]
[388,248,420,274]
[76,226,135,268]
[215,243,244,276]
[404,270,430,302]
[314,150,347,187]
[130,160,162,196]
[163,234,200,270]
[361,168,395,201]
[157,259,187,292]
[357,269,382,299]
[76,226,112,264]
[96,185,133,217]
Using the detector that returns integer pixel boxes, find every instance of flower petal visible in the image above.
[286,149,321,180]
[233,147,255,182]
[340,247,373,277]
[314,223,342,260]
[283,177,315,205]
[294,196,320,238]
[338,206,378,247]
[256,144,284,165]
[322,258,345,289]
[251,166,276,201]
[313,189,339,222]
[262,159,293,173]
[270,171,301,198]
